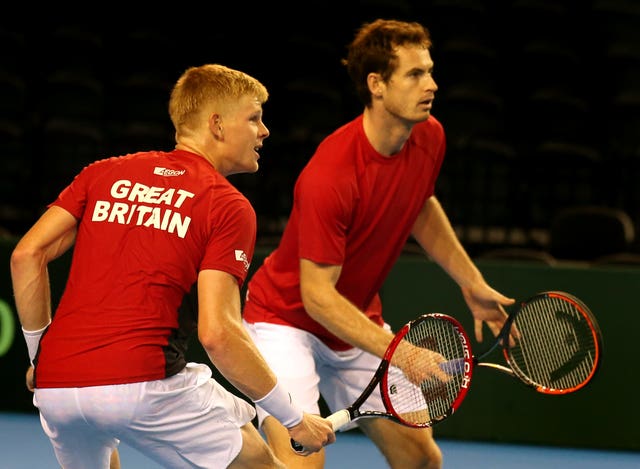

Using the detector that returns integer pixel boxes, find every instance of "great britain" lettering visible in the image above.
[91,179,195,238]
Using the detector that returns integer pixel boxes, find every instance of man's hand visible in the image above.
[287,413,335,455]
[392,341,452,385]
[461,283,515,343]
[25,365,34,392]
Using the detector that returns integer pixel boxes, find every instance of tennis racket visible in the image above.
[292,313,474,452]
[446,291,603,394]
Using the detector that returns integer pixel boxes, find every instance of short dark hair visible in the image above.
[342,19,432,107]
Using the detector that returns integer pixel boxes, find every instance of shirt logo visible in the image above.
[235,250,250,271]
[154,167,186,177]
[91,179,195,239]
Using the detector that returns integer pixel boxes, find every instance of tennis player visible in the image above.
[242,19,514,468]
[11,63,334,469]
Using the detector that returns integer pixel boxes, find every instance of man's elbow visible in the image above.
[300,286,332,323]
[198,328,227,358]
[10,243,41,274]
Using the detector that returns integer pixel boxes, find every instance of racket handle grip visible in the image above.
[440,358,464,374]
[326,409,351,432]
[290,409,351,454]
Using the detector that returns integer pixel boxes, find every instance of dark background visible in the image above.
[2,1,640,451]
[2,0,640,260]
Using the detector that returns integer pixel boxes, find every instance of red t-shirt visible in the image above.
[243,115,446,350]
[35,149,256,388]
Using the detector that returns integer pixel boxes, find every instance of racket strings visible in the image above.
[508,296,598,391]
[385,318,467,425]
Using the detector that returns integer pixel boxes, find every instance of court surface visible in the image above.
[2,412,638,468]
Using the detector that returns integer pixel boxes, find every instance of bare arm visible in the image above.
[10,206,78,330]
[299,259,449,382]
[411,195,515,341]
[411,196,484,287]
[197,269,335,451]
[299,259,396,359]
[197,269,279,399]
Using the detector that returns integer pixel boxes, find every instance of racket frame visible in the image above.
[293,314,474,452]
[475,291,603,395]
[380,313,474,428]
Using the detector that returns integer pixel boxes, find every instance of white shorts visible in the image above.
[243,320,387,431]
[34,362,256,469]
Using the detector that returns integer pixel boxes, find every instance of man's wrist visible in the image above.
[22,321,50,365]
[253,381,303,428]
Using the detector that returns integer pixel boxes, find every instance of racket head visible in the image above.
[503,291,603,394]
[380,313,473,427]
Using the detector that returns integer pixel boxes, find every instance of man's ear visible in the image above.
[210,113,224,139]
[367,72,383,98]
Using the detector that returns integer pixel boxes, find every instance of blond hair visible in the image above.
[169,64,268,137]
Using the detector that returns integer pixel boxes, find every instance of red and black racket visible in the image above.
[293,291,602,451]
[447,291,603,394]
[292,313,473,452]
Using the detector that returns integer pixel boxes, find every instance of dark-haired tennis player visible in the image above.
[243,19,514,469]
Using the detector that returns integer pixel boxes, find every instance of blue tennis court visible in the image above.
[2,411,638,468]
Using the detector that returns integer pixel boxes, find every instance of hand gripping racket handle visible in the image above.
[326,409,351,432]
[290,409,351,453]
